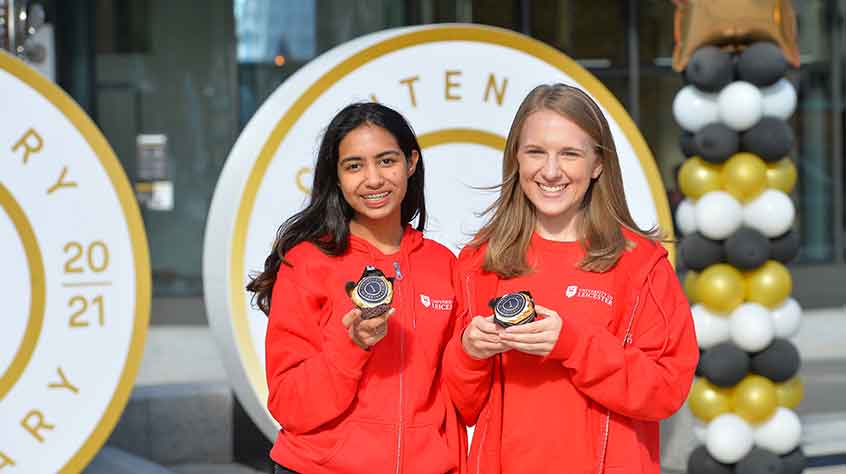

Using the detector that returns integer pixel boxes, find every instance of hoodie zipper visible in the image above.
[393,260,404,474]
[596,295,640,474]
[465,273,490,474]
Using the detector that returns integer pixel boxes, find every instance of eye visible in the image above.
[344,162,361,171]
[380,157,397,166]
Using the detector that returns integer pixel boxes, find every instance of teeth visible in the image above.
[538,183,566,192]
[363,192,389,200]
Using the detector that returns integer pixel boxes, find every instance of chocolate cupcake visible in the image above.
[490,291,536,327]
[345,266,394,319]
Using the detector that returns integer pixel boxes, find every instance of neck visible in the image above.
[535,209,584,242]
[349,214,404,254]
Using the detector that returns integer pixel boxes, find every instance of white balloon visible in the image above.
[754,408,802,455]
[673,85,719,132]
[692,304,731,349]
[730,303,775,352]
[695,191,743,240]
[771,297,802,338]
[676,199,698,236]
[761,79,797,119]
[707,414,754,463]
[718,81,764,131]
[743,190,796,237]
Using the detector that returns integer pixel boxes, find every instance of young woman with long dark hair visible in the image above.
[442,84,698,474]
[247,102,466,474]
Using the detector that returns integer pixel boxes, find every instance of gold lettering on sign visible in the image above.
[0,451,15,468]
[20,410,55,443]
[48,367,79,394]
[445,71,462,101]
[296,167,312,195]
[12,128,43,164]
[484,74,508,105]
[47,166,78,195]
[399,76,420,107]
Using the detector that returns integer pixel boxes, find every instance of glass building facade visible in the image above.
[42,0,846,320]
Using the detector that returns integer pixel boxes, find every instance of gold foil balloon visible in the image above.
[766,158,798,193]
[745,260,792,308]
[689,377,734,422]
[775,377,804,409]
[679,157,723,200]
[722,153,768,202]
[734,374,779,424]
[672,0,800,71]
[697,264,745,314]
[684,270,701,303]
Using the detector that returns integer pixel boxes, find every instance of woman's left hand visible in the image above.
[498,305,563,357]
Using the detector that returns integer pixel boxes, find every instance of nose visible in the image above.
[363,162,384,188]
[540,154,561,181]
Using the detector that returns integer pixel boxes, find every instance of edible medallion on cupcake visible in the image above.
[490,291,537,327]
[345,265,394,319]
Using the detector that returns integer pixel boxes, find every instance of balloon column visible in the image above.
[672,2,806,473]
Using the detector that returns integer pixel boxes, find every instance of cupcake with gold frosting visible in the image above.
[345,266,394,319]
[490,291,536,327]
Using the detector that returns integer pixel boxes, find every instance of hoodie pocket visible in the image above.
[320,421,395,472]
[404,423,456,474]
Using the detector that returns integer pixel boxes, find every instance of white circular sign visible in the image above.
[204,24,673,438]
[0,52,150,472]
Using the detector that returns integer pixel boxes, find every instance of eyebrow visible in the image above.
[521,143,587,153]
[339,149,401,165]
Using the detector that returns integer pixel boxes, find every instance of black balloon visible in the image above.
[680,233,725,272]
[687,446,733,474]
[696,349,705,376]
[751,338,801,382]
[700,342,750,387]
[686,46,735,92]
[736,447,785,474]
[680,131,699,157]
[725,227,771,270]
[737,42,788,87]
[781,448,808,474]
[742,117,795,162]
[771,230,801,263]
[694,123,739,164]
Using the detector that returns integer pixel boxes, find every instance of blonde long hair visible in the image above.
[472,83,658,277]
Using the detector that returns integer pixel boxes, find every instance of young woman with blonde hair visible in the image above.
[443,84,698,474]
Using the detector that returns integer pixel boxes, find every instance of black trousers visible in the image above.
[274,463,298,474]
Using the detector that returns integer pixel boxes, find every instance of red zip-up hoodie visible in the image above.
[265,227,468,474]
[443,229,698,474]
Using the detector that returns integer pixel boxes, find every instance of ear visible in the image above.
[591,156,603,180]
[407,150,420,177]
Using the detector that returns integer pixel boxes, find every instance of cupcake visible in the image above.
[345,266,394,319]
[490,291,536,327]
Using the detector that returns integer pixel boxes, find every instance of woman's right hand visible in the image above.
[462,315,509,360]
[342,307,394,350]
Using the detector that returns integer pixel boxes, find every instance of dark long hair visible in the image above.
[246,102,426,315]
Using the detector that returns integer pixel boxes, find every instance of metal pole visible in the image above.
[832,0,844,263]
[627,0,640,124]
[520,0,531,35]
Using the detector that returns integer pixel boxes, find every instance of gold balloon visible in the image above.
[733,374,779,424]
[696,263,745,314]
[722,153,768,202]
[745,260,792,308]
[775,377,804,409]
[689,377,734,422]
[672,0,800,71]
[767,158,798,194]
[678,157,722,200]
[684,271,700,303]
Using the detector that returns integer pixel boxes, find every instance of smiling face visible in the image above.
[337,124,418,228]
[516,109,603,238]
